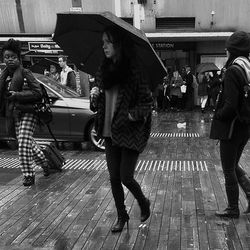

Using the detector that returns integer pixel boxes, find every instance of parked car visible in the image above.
[0,73,105,151]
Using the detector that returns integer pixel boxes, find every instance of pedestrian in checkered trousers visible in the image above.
[0,39,50,186]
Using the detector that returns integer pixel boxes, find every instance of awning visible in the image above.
[0,32,234,43]
[145,31,233,42]
[0,31,233,49]
[0,36,52,42]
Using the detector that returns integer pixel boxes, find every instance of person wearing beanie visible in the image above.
[0,39,50,186]
[225,31,250,56]
[210,31,250,217]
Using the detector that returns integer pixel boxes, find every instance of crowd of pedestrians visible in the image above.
[152,65,227,114]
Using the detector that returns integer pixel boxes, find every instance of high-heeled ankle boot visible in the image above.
[140,198,151,222]
[238,174,250,213]
[215,185,239,218]
[111,211,129,233]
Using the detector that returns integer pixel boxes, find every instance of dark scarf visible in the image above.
[0,65,24,91]
[0,65,24,116]
[102,59,130,90]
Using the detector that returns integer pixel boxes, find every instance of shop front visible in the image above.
[147,31,233,74]
[151,41,196,74]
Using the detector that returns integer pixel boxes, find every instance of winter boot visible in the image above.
[238,174,250,213]
[23,176,35,187]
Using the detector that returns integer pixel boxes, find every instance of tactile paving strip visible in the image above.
[0,158,208,172]
[150,132,200,138]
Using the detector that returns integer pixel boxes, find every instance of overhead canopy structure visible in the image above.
[146,31,233,42]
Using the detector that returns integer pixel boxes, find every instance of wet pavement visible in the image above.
[0,109,249,250]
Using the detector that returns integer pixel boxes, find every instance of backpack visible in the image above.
[232,64,250,124]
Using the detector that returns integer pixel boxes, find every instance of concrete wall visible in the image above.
[80,0,114,13]
[1,0,250,34]
[21,0,72,33]
[0,0,20,33]
[123,0,250,32]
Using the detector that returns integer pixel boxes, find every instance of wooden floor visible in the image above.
[0,110,250,250]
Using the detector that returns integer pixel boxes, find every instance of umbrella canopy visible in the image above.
[196,63,220,73]
[30,58,61,74]
[53,11,167,90]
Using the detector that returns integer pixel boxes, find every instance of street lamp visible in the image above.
[210,10,215,27]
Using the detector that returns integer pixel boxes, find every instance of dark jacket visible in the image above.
[0,66,42,117]
[91,64,152,153]
[210,61,250,140]
[198,76,209,96]
[184,71,194,93]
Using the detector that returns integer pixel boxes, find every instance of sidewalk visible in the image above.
[0,111,249,250]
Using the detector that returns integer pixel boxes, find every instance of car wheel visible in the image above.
[88,122,105,151]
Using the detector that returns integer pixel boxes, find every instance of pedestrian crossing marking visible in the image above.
[0,158,208,172]
[150,132,200,138]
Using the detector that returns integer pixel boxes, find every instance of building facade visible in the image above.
[0,0,249,94]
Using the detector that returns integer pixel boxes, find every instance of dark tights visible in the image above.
[105,138,146,214]
[220,122,249,207]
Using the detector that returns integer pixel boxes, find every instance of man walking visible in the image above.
[58,56,76,91]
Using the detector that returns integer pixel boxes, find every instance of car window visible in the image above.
[44,87,59,98]
[35,74,81,98]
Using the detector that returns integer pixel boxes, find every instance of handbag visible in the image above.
[180,85,187,93]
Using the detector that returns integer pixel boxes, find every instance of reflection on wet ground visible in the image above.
[0,109,249,249]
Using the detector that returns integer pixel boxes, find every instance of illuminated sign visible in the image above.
[28,42,62,51]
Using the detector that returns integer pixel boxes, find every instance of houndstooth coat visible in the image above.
[91,64,153,153]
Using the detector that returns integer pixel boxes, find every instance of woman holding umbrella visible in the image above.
[90,26,152,232]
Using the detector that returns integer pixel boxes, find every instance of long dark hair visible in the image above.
[102,26,135,65]
[101,26,136,89]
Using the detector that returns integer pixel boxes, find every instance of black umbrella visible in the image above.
[53,11,167,90]
[196,63,220,73]
[30,58,61,74]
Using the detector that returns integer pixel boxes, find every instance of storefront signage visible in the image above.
[151,42,195,50]
[151,42,175,50]
[70,7,83,12]
[28,42,62,51]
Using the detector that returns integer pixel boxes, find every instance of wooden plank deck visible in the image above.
[0,111,249,249]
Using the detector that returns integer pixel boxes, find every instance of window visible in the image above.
[156,17,195,30]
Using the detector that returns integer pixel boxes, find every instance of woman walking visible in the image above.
[90,26,152,232]
[0,39,50,186]
[210,31,250,218]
